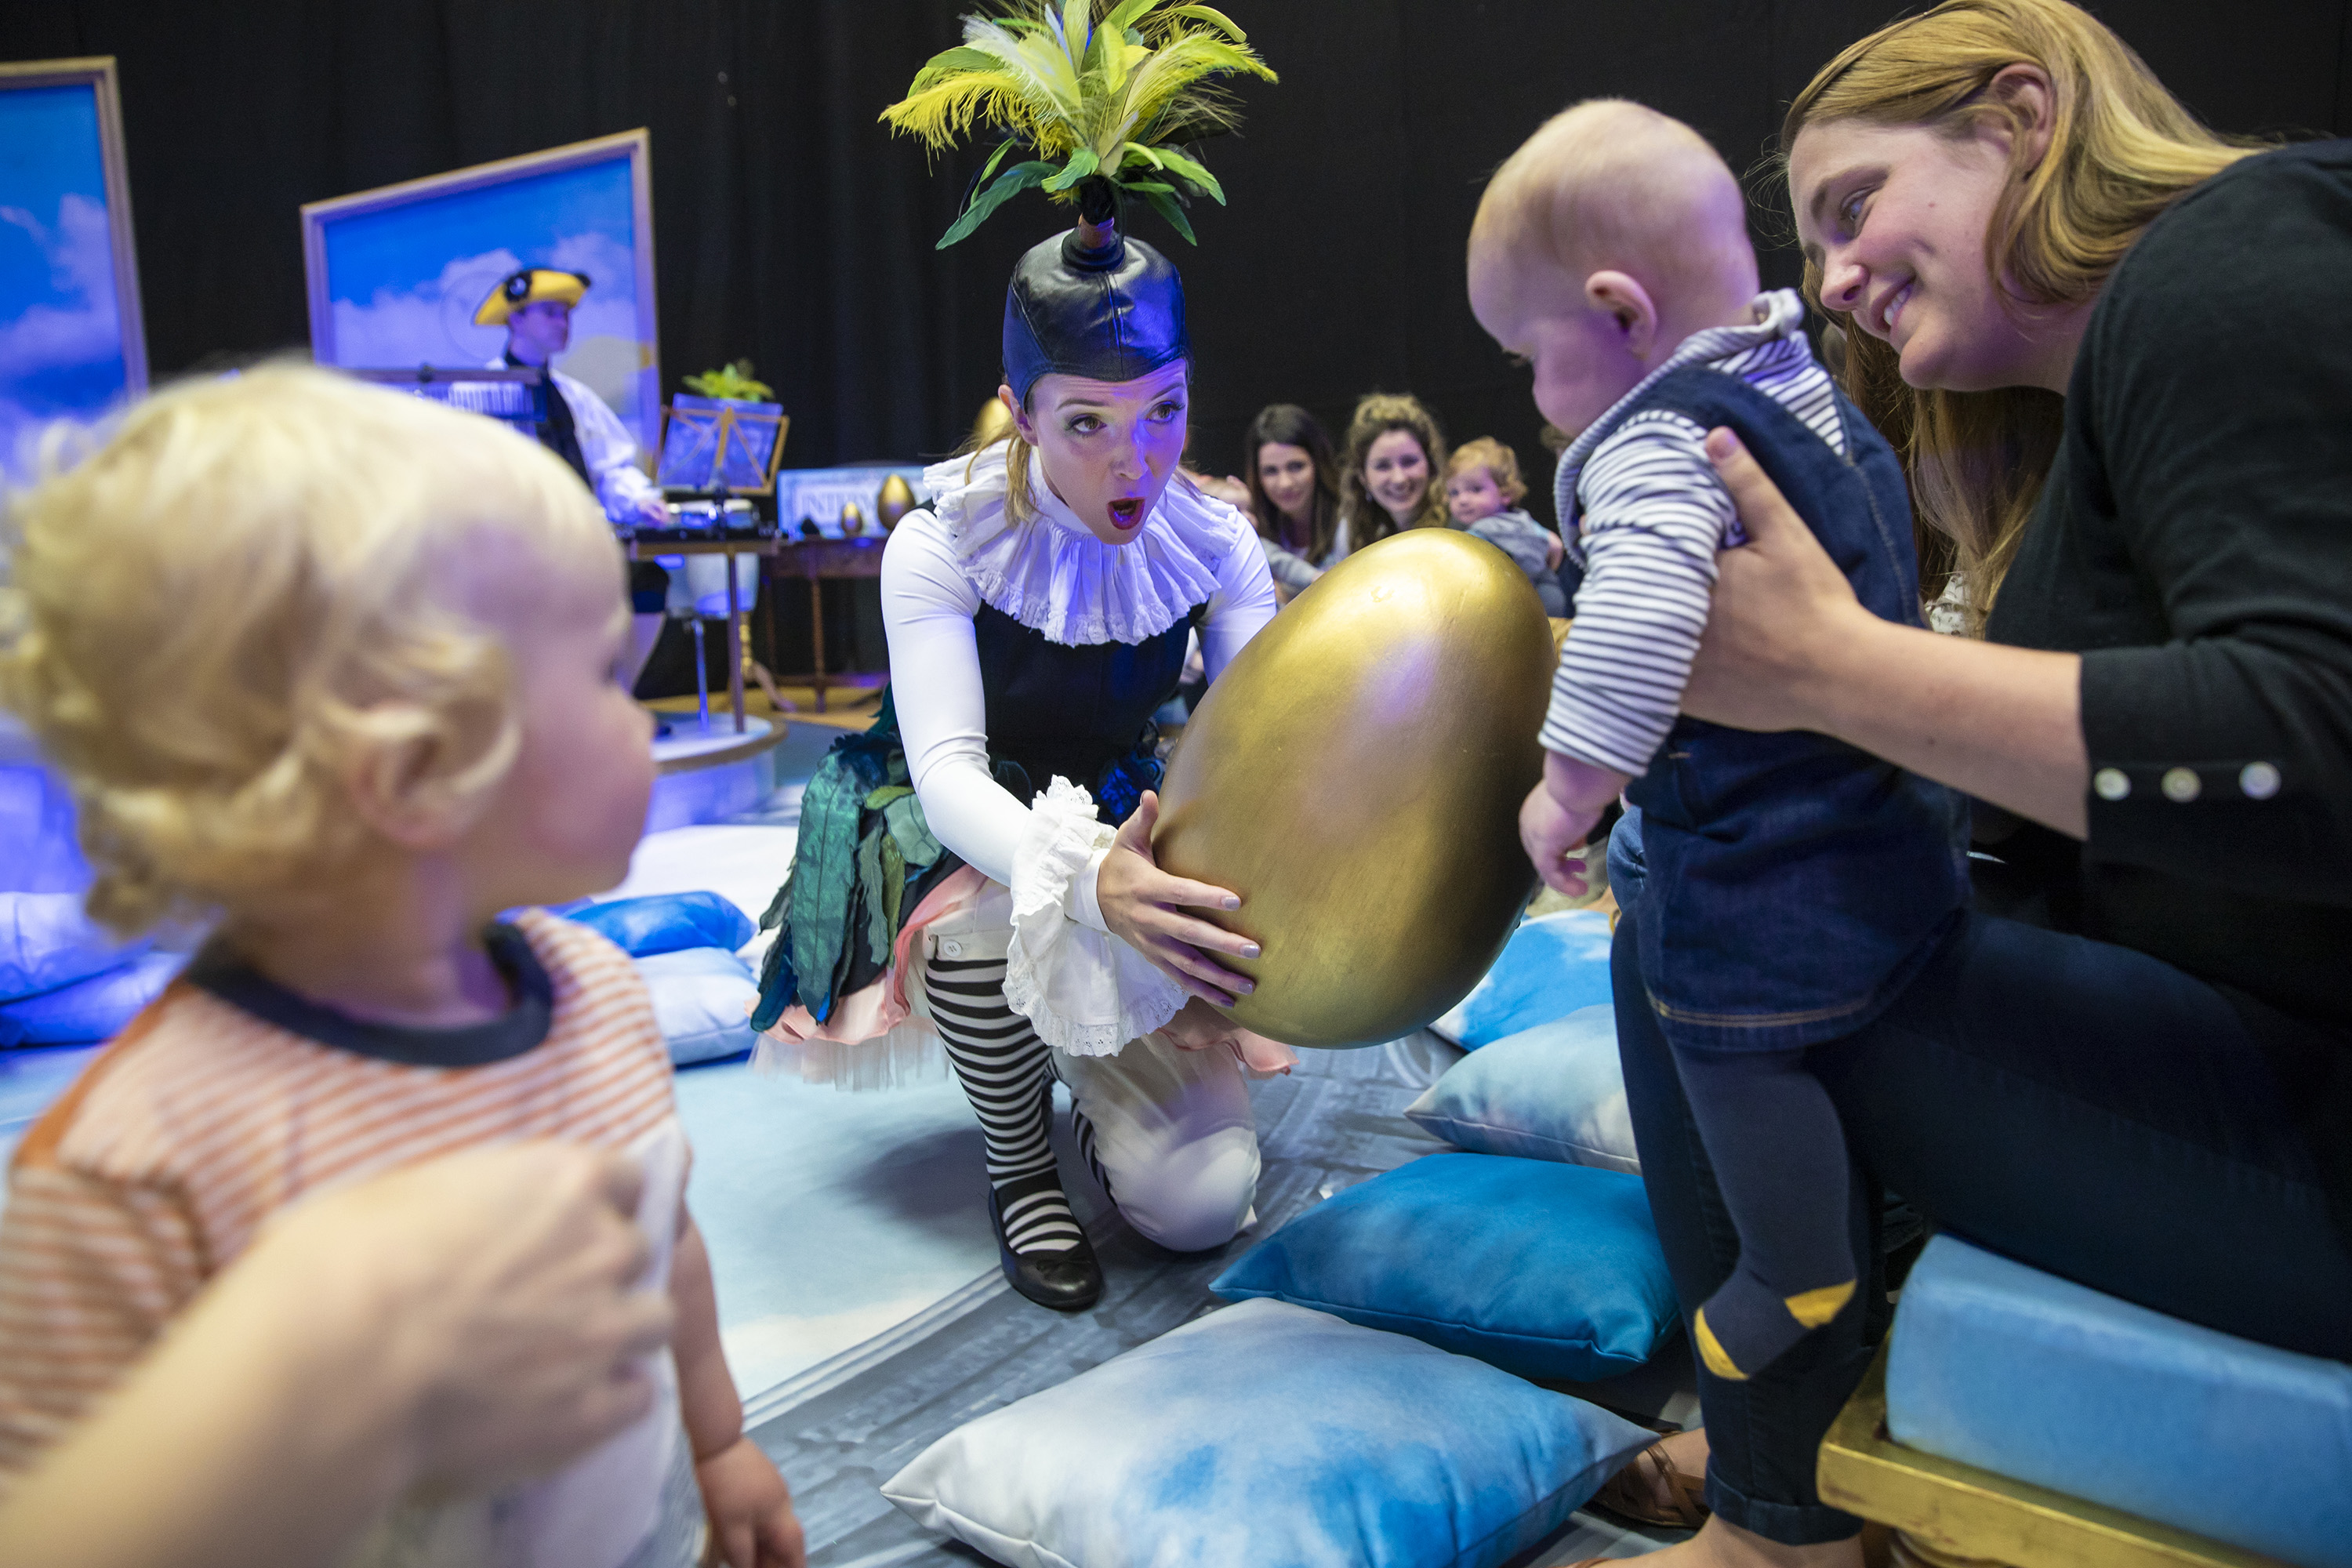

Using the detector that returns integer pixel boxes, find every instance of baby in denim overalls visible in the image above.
[1469,100,1969,1379]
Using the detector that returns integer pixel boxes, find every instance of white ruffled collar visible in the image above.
[920,443,1248,647]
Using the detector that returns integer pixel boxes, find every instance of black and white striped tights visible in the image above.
[926,951,1110,1256]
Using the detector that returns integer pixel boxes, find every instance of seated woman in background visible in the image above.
[1339,392,1451,550]
[1443,436,1566,615]
[1240,402,1348,593]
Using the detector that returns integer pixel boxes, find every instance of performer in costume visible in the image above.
[753,1,1285,1312]
[477,267,672,690]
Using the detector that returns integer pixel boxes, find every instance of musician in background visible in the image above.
[477,267,670,691]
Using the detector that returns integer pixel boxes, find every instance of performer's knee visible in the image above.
[1112,1123,1260,1253]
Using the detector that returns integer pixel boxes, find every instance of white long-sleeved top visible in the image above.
[1543,290,1846,776]
[884,444,1278,930]
[490,359,662,524]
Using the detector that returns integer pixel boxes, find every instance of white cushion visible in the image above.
[635,947,759,1065]
[881,1298,1650,1568]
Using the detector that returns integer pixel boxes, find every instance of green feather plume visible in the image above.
[882,0,1276,247]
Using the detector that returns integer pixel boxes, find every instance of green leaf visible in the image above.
[977,135,1024,187]
[907,45,1004,89]
[1118,140,1167,172]
[1150,145,1225,203]
[1102,0,1162,34]
[937,158,1055,247]
[1165,4,1247,40]
[1137,184,1199,243]
[1060,0,1091,69]
[1041,145,1101,192]
[1117,177,1178,194]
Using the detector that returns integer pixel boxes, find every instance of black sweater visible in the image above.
[1987,140,2352,1040]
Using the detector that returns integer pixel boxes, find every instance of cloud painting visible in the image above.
[313,150,656,448]
[0,82,133,485]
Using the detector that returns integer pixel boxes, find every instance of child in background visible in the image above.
[1470,100,1966,1381]
[1443,437,1567,614]
[0,367,804,1568]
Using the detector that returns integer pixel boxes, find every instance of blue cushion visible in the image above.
[1887,1236,2352,1568]
[636,947,760,1065]
[0,951,186,1046]
[569,891,753,960]
[1431,909,1613,1048]
[881,1297,1653,1568]
[1211,1152,1679,1382]
[0,893,152,1004]
[1404,1004,1636,1173]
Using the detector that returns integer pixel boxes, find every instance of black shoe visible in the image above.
[988,1188,1102,1312]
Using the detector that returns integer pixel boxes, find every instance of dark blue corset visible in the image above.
[1615,365,1969,1054]
[973,601,1203,825]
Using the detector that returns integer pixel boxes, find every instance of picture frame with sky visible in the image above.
[299,129,662,453]
[0,56,147,484]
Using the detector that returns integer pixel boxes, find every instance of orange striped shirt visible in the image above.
[0,909,681,1487]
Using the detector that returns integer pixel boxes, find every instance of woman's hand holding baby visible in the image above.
[1521,753,1628,896]
[1681,427,1872,736]
[1098,791,1261,1007]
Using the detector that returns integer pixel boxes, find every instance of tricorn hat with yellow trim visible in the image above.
[474,267,590,327]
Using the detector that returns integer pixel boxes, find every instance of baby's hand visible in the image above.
[696,1437,804,1568]
[1519,781,1599,898]
[1544,533,1566,571]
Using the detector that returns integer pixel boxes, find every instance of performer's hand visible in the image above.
[1519,753,1627,898]
[634,494,672,528]
[1098,791,1259,1007]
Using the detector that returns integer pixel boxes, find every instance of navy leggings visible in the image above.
[1614,911,2352,1544]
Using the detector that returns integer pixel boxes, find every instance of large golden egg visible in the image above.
[1152,529,1553,1047]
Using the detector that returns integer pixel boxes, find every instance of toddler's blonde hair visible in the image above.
[0,363,616,934]
[1445,438,1526,504]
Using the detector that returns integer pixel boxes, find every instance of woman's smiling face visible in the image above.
[1255,441,1318,524]
[1363,429,1432,524]
[1007,361,1190,546]
[1789,114,2051,393]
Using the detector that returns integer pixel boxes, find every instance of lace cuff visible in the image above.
[1004,777,1185,1057]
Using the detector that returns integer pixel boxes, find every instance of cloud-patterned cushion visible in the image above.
[1212,1153,1677,1382]
[1405,1005,1637,1173]
[881,1298,1650,1568]
[1431,910,1613,1048]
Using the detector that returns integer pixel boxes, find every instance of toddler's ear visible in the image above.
[338,701,502,849]
[1584,270,1659,357]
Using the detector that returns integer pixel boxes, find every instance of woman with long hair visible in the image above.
[1240,403,1346,591]
[1338,393,1450,550]
[1575,3,2352,1563]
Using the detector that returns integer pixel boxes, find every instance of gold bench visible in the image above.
[1817,1343,2295,1568]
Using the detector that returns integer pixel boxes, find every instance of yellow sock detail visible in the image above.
[1784,1280,1857,1328]
[1693,1308,1748,1381]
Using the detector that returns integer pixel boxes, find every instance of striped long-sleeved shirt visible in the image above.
[0,909,683,1493]
[1542,290,1846,776]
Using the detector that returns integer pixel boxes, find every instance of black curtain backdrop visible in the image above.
[6,2,2348,528]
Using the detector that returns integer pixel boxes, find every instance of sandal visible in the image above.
[1589,1438,1710,1530]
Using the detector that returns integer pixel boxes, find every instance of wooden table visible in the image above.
[767,536,887,712]
[626,536,779,733]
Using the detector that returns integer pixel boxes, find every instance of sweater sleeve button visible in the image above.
[2093,768,2131,801]
[2239,761,2281,800]
[2161,767,2201,803]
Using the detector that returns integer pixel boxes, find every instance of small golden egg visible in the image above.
[1153,529,1552,1047]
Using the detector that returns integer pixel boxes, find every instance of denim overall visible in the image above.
[1610,366,1969,1055]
